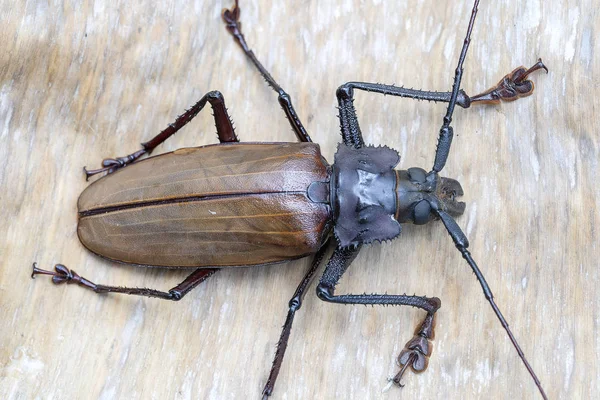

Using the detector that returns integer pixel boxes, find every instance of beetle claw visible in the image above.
[31,262,56,279]
[84,166,109,180]
[391,353,416,387]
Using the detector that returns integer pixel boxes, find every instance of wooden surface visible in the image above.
[1,1,597,399]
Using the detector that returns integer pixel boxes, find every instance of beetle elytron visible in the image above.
[32,0,548,398]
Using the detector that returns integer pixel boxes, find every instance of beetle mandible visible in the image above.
[32,0,549,398]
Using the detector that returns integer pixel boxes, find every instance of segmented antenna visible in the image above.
[435,209,548,399]
[431,1,548,398]
[431,0,480,174]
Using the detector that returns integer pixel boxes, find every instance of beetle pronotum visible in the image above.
[32,0,548,398]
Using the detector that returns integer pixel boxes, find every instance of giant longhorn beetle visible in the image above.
[33,0,548,398]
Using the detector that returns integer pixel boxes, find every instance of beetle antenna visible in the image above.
[431,0,480,174]
[434,209,548,399]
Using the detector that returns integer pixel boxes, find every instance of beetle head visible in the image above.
[395,167,465,225]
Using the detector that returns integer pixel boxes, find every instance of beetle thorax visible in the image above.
[331,144,402,247]
[331,144,466,248]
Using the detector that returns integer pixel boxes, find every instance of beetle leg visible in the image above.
[31,263,218,301]
[222,1,312,143]
[336,82,475,149]
[431,25,547,172]
[84,91,237,180]
[315,246,441,389]
[335,57,546,149]
[469,59,548,105]
[261,240,332,400]
[336,84,365,148]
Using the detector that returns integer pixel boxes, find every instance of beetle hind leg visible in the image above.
[31,262,218,301]
[84,90,237,180]
[260,241,332,399]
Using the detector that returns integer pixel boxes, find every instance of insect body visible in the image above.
[32,1,548,398]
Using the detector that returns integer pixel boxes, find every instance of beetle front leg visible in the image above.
[84,90,237,180]
[336,81,474,148]
[336,58,547,150]
[315,245,441,389]
[31,263,218,301]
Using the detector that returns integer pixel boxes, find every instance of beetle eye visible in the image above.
[408,167,427,183]
[413,200,431,225]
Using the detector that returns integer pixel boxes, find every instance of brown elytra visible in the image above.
[77,143,331,267]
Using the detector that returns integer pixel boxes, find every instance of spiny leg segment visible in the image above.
[314,245,442,389]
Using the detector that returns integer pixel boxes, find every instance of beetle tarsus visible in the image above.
[470,58,548,105]
[31,263,97,290]
[396,336,432,378]
[393,312,435,386]
[222,0,246,51]
[31,262,65,280]
[32,265,218,301]
[84,148,148,180]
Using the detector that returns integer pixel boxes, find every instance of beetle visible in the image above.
[31,0,549,398]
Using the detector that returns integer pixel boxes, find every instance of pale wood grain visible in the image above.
[1,1,597,399]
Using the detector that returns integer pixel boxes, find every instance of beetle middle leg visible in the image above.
[314,245,441,388]
[84,90,237,179]
[31,263,218,301]
[222,1,312,143]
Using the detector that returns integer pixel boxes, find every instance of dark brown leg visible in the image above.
[469,59,548,104]
[31,263,218,301]
[314,245,441,389]
[222,1,312,143]
[84,90,237,179]
[261,240,331,400]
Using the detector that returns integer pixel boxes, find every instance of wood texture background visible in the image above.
[1,1,597,399]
